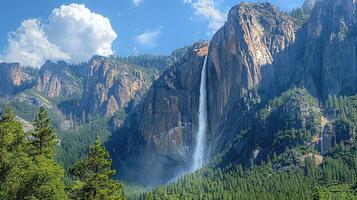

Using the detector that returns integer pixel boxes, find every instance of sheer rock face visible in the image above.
[294,0,357,98]
[118,42,208,185]
[204,0,357,163]
[206,2,297,156]
[36,61,82,97]
[79,56,153,118]
[0,63,34,97]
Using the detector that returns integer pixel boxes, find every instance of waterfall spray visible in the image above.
[192,55,208,171]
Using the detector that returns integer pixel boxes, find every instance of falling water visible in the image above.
[320,124,325,155]
[192,55,208,172]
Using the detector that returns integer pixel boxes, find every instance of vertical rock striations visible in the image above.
[206,2,297,156]
[294,0,357,98]
[79,56,156,119]
[36,61,83,98]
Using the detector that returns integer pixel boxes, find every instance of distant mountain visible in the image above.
[0,53,177,126]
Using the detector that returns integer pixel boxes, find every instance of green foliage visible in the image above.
[118,54,169,71]
[57,118,111,172]
[0,107,68,200]
[144,143,357,200]
[273,129,311,153]
[124,183,147,200]
[30,107,58,158]
[69,137,123,200]
[325,94,357,140]
[13,156,68,200]
[147,164,315,200]
[264,88,321,132]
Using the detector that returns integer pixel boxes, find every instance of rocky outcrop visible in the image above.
[36,61,82,97]
[0,63,35,97]
[79,56,157,119]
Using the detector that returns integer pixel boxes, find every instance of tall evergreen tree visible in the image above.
[0,106,26,153]
[31,107,57,158]
[69,137,123,200]
[0,107,29,199]
[0,107,68,200]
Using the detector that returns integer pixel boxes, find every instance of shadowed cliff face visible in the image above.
[295,0,357,98]
[113,42,208,185]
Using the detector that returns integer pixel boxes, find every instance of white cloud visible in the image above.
[132,0,143,6]
[185,0,227,34]
[1,19,70,67]
[46,3,117,63]
[1,3,117,68]
[134,27,162,48]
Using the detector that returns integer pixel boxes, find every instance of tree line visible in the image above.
[0,106,123,200]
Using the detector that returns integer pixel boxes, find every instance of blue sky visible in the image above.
[0,0,304,67]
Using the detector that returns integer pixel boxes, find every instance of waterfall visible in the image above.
[192,55,208,172]
[320,124,325,155]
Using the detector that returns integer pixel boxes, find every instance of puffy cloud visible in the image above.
[2,19,69,67]
[1,3,117,68]
[134,27,162,48]
[46,3,117,63]
[185,0,227,34]
[132,0,144,6]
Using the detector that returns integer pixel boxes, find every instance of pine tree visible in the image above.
[15,155,68,200]
[0,107,68,199]
[30,107,57,158]
[0,107,29,199]
[0,106,26,153]
[69,137,123,200]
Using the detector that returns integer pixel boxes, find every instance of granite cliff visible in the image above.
[112,0,357,186]
[36,61,83,98]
